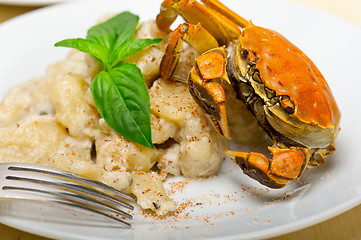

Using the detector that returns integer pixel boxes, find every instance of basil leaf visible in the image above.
[55,11,161,149]
[91,63,153,149]
[109,38,163,69]
[87,12,139,50]
[55,38,107,65]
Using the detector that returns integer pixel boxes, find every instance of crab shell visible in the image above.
[227,23,341,150]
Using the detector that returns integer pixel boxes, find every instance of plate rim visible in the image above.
[0,0,70,7]
[1,0,361,239]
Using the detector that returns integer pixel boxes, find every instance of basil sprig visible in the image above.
[55,12,162,149]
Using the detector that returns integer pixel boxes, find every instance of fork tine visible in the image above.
[2,185,132,228]
[0,163,135,228]
[53,201,131,227]
[5,175,134,211]
[7,163,135,201]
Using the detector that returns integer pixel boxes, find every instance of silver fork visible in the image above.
[0,162,134,228]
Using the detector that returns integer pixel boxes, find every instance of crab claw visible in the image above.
[190,79,231,139]
[188,47,232,139]
[224,147,311,188]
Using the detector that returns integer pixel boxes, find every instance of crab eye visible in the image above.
[242,49,258,64]
[279,95,295,114]
[242,49,250,59]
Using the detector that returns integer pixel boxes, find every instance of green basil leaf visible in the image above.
[54,11,162,149]
[90,63,154,149]
[87,12,139,50]
[109,38,163,69]
[55,38,107,65]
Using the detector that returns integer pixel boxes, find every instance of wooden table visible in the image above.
[0,1,360,240]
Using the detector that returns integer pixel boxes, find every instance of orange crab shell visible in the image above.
[239,23,341,131]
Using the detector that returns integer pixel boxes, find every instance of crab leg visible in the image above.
[200,0,250,28]
[156,0,241,45]
[156,0,179,31]
[188,47,232,139]
[225,147,311,188]
[159,22,232,138]
[160,23,219,80]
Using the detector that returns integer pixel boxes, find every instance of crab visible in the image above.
[156,0,341,188]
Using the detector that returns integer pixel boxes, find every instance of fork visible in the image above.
[0,162,135,228]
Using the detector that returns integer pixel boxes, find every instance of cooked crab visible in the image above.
[156,0,341,188]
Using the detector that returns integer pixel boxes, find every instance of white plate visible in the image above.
[1,0,361,239]
[0,0,82,6]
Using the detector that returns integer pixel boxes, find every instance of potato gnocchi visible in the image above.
[0,20,228,215]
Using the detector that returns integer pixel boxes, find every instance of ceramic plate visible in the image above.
[1,0,361,239]
[0,0,83,6]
